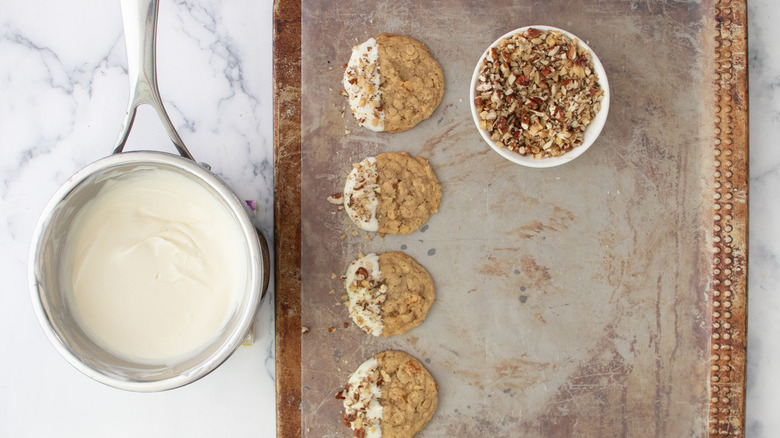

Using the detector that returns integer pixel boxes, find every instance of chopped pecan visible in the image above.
[525,28,542,38]
[354,267,369,280]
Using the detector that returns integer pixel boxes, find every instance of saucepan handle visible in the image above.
[113,0,195,161]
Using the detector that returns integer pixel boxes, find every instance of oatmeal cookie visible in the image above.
[344,252,435,337]
[341,351,438,438]
[341,152,441,235]
[343,34,444,133]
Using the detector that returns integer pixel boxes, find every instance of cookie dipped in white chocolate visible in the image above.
[340,351,438,438]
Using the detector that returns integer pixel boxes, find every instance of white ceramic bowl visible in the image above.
[470,25,610,168]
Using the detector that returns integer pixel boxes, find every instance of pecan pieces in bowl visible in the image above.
[471,26,610,167]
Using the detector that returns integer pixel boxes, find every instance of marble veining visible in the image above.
[0,1,275,437]
[746,2,780,437]
[0,0,777,436]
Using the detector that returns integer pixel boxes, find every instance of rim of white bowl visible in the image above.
[469,25,610,168]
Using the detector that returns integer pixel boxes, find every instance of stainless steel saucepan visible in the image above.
[28,0,269,392]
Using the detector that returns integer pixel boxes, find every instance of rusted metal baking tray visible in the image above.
[273,0,748,436]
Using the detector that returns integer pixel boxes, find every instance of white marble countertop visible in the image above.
[0,1,276,436]
[0,1,775,436]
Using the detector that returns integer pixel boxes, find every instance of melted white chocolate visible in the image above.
[343,157,380,232]
[344,253,384,336]
[62,168,248,364]
[343,37,384,131]
[342,357,383,437]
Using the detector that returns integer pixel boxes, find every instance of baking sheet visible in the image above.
[275,0,748,435]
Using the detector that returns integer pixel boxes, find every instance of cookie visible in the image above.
[341,351,438,438]
[343,33,444,133]
[344,252,435,337]
[342,152,441,235]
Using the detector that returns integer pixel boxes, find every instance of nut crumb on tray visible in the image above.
[474,27,604,158]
